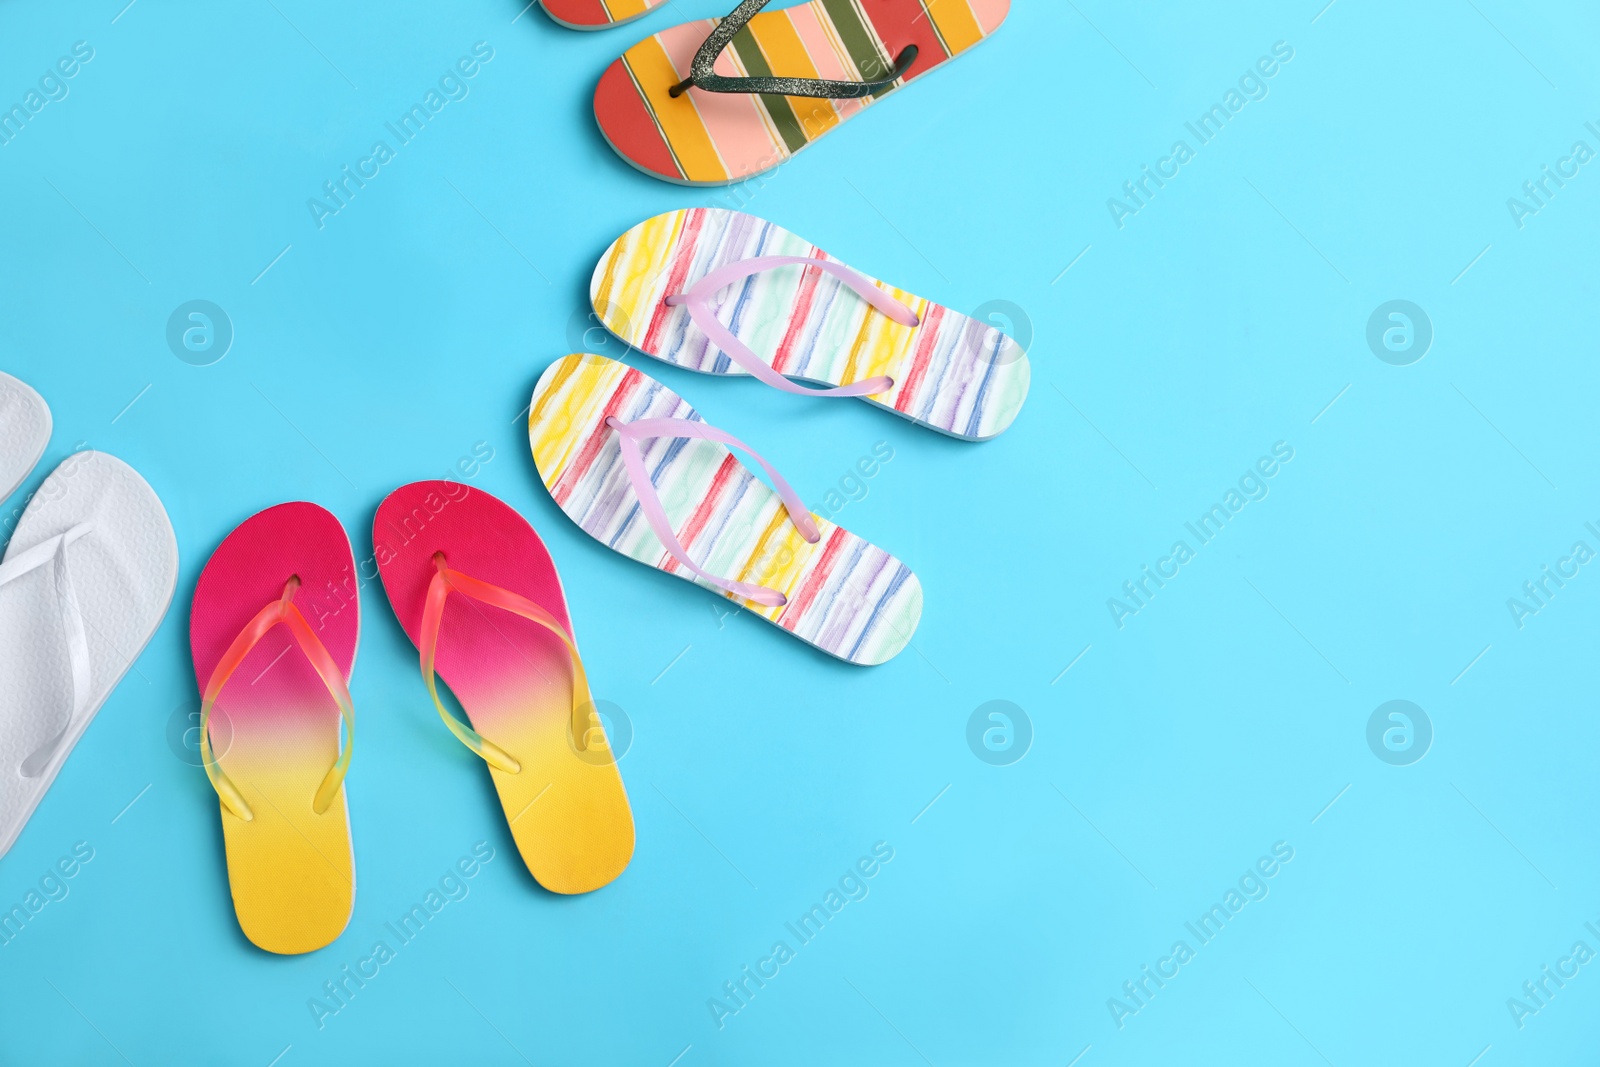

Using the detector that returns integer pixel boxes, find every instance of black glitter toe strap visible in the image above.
[668,0,919,100]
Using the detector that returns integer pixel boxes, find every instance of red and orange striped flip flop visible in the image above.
[539,0,669,31]
[594,0,1010,185]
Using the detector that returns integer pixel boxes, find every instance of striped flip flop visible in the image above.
[591,208,1029,440]
[593,0,1010,185]
[529,353,922,666]
[540,0,668,31]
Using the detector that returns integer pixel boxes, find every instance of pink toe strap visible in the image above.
[198,575,355,822]
[606,414,819,608]
[665,255,917,398]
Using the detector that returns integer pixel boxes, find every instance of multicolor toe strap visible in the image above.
[420,553,598,772]
[0,523,93,777]
[669,0,919,100]
[200,576,355,822]
[665,255,917,398]
[606,414,819,607]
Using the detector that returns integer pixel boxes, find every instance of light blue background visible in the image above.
[1,0,1597,1064]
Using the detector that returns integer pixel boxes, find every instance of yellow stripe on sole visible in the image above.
[625,40,729,184]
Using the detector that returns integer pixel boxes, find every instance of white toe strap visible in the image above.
[0,522,94,776]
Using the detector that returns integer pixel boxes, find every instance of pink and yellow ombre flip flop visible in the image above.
[539,0,668,31]
[190,502,359,955]
[373,482,633,895]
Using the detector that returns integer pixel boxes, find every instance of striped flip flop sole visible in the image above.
[592,208,1029,440]
[529,353,923,666]
[594,0,1010,184]
[540,0,668,31]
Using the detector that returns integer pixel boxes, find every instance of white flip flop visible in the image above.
[0,371,51,501]
[0,451,177,858]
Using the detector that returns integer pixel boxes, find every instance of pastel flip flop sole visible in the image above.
[191,502,358,954]
[374,482,634,895]
[529,353,922,666]
[591,208,1029,440]
[540,0,667,30]
[594,0,1011,185]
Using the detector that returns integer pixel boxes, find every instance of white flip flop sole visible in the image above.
[0,372,51,502]
[0,451,177,857]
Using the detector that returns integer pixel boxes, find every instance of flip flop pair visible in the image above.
[0,374,178,860]
[192,490,631,955]
[529,207,1031,664]
[591,0,1011,184]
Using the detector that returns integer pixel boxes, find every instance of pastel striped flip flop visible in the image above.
[529,353,922,665]
[540,0,668,30]
[374,482,633,895]
[591,208,1030,440]
[594,0,1010,185]
[191,503,358,954]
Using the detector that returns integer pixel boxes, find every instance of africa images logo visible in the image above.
[1107,41,1296,229]
[1107,442,1295,628]
[706,842,895,1030]
[306,843,495,1029]
[1107,841,1295,1029]
[306,43,495,230]
[0,40,94,147]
